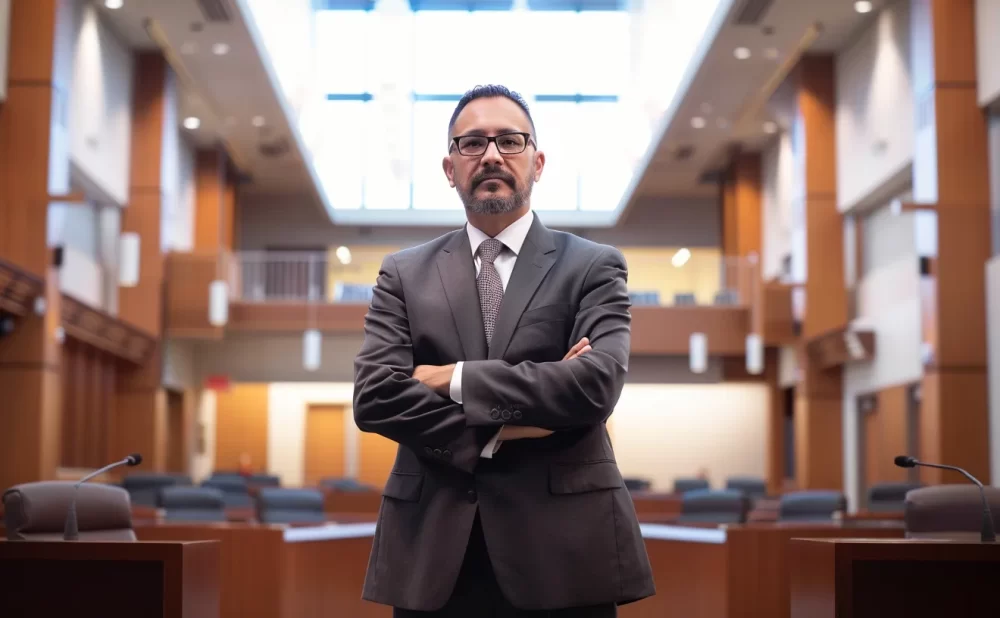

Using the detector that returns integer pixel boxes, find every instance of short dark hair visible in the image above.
[448,84,536,141]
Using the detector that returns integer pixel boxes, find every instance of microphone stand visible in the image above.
[64,457,137,541]
[909,461,996,543]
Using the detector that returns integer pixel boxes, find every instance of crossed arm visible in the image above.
[353,248,630,474]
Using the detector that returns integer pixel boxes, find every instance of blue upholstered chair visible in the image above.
[677,489,750,524]
[778,490,846,522]
[257,488,326,524]
[160,487,227,522]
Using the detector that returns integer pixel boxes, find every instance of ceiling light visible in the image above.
[335,246,352,265]
[183,116,201,130]
[211,43,230,56]
[763,121,778,134]
[764,47,779,60]
[180,42,198,55]
[854,1,873,13]
[252,116,266,127]
[690,117,706,129]
[105,0,124,9]
[734,47,751,60]
[672,248,691,268]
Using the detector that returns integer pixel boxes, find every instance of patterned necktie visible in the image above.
[476,238,505,345]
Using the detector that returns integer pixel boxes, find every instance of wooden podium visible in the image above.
[0,540,220,618]
[790,538,1000,618]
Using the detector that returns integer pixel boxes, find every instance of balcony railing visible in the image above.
[226,250,760,309]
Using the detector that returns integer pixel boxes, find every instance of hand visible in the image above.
[412,364,455,397]
[563,337,591,361]
[499,425,554,440]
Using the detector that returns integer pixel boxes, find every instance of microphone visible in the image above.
[894,455,996,543]
[63,453,143,541]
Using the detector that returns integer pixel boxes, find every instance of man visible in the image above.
[354,85,654,617]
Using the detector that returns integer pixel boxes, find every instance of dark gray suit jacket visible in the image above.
[353,215,655,611]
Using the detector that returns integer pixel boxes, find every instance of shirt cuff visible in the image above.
[449,361,463,404]
[480,427,504,458]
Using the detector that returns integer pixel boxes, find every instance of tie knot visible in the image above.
[477,238,505,264]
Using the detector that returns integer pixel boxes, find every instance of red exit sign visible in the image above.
[203,375,231,391]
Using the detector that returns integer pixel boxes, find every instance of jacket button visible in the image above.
[490,408,501,420]
[501,409,512,421]
[424,446,433,455]
[512,409,522,420]
[442,449,452,459]
[433,448,442,457]
[467,489,477,503]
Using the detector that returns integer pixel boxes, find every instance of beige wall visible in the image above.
[192,381,770,490]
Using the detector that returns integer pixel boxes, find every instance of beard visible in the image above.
[458,169,533,215]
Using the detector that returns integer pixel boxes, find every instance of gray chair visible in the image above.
[673,478,710,494]
[673,293,697,306]
[713,290,739,305]
[257,488,326,524]
[247,473,281,487]
[201,477,253,508]
[904,485,1000,541]
[677,489,750,524]
[160,487,227,522]
[726,476,767,500]
[3,481,136,541]
[320,477,377,492]
[867,481,922,512]
[121,472,189,507]
[778,490,846,522]
[628,291,660,306]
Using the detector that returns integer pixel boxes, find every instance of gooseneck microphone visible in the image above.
[894,455,996,543]
[63,453,143,540]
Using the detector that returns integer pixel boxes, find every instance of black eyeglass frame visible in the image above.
[450,132,536,156]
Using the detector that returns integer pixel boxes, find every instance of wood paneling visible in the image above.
[61,293,157,364]
[793,55,846,491]
[806,327,875,370]
[166,389,190,473]
[214,383,269,473]
[165,251,225,339]
[304,404,346,486]
[914,0,992,485]
[762,282,797,345]
[59,337,117,470]
[195,149,236,253]
[862,386,910,491]
[358,431,397,489]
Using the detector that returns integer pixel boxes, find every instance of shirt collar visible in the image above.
[466,210,534,258]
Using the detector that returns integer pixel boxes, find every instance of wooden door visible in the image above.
[304,404,346,486]
[862,385,910,496]
[214,383,269,473]
[358,431,397,489]
[166,389,187,473]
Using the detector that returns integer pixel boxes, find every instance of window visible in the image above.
[413,100,464,210]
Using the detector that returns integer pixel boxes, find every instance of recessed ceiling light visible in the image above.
[691,117,706,129]
[252,116,266,127]
[183,116,201,130]
[211,43,230,56]
[854,1,873,13]
[335,246,352,265]
[764,47,779,60]
[180,41,198,55]
[105,0,124,9]
[734,47,751,60]
[763,121,778,134]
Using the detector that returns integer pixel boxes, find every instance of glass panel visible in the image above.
[412,11,522,94]
[365,93,414,209]
[579,101,632,211]
[314,11,371,93]
[575,11,629,95]
[313,101,367,210]
[521,12,578,95]
[531,102,579,211]
[413,101,464,210]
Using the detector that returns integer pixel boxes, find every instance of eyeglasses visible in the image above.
[451,132,534,156]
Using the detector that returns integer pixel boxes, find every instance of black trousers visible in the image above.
[394,513,617,618]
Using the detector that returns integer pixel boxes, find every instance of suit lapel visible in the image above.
[488,217,557,360]
[437,229,489,362]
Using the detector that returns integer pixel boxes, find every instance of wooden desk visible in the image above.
[136,522,386,618]
[619,522,905,618]
[790,538,1000,618]
[0,540,219,618]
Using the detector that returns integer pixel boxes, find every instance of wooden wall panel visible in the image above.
[195,149,236,254]
[59,338,117,470]
[214,383,270,473]
[304,405,346,486]
[862,386,910,489]
[164,252,224,339]
[358,431,397,489]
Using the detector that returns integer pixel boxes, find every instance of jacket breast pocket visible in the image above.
[517,303,573,329]
[382,472,424,502]
[549,460,623,495]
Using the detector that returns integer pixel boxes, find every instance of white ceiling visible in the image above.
[98,0,322,201]
[619,0,883,218]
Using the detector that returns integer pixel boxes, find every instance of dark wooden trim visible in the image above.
[60,294,157,365]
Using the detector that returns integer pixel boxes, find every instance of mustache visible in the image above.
[472,171,516,188]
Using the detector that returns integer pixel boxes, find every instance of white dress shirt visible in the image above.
[449,210,535,458]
